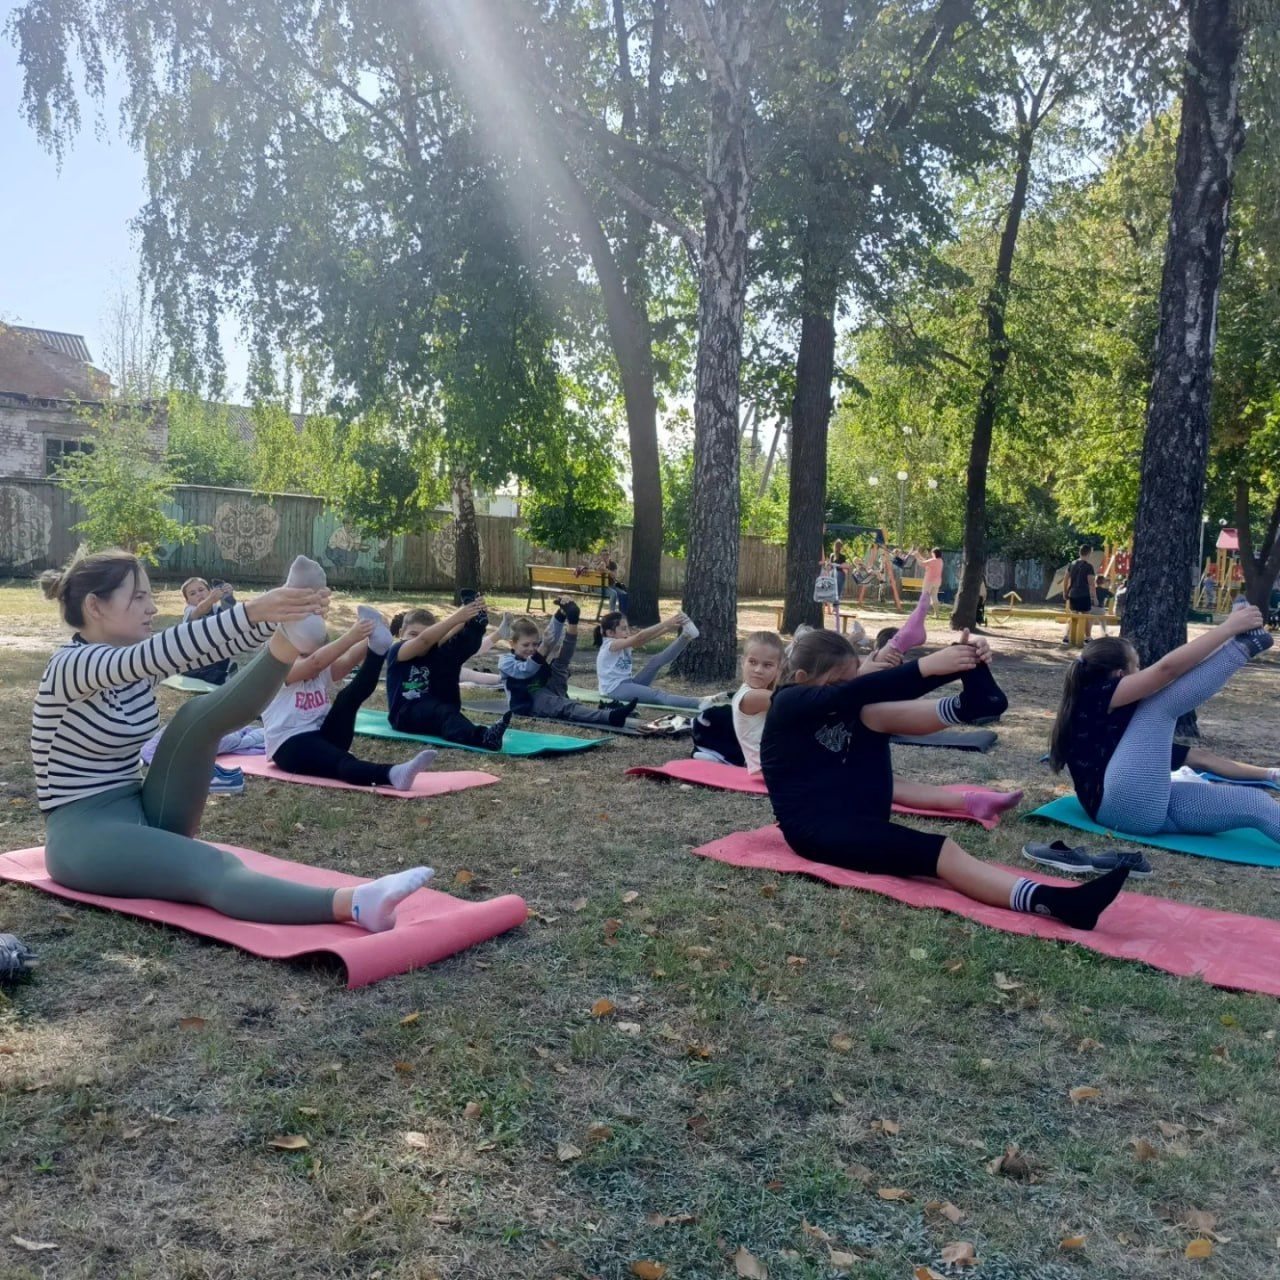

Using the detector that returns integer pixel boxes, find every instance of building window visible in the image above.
[44,438,94,476]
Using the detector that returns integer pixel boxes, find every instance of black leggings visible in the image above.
[272,651,394,786]
[391,698,485,748]
[785,820,946,878]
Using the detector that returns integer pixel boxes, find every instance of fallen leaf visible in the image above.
[399,1012,421,1027]
[621,890,640,904]
[914,1268,946,1280]
[909,947,928,960]
[732,1245,768,1278]
[685,1114,711,1137]
[453,869,475,886]
[874,1118,901,1136]
[877,1187,913,1202]
[591,998,617,1018]
[463,1101,483,1119]
[404,1131,430,1150]
[830,1034,854,1053]
[571,897,588,911]
[801,1219,833,1243]
[941,1241,978,1267]
[630,1263,668,1279]
[1220,1013,1238,1027]
[557,1141,583,1162]
[120,1126,145,1140]
[786,955,808,968]
[617,1021,643,1036]
[178,1016,206,1031]
[10,1236,58,1252]
[1059,1236,1087,1251]
[829,1249,857,1267]
[685,945,714,959]
[759,884,778,899]
[0,1045,14,1054]
[925,1200,965,1225]
[1132,1138,1160,1163]
[987,1145,1031,1179]
[1076,1037,1103,1052]
[296,1106,320,1116]
[993,971,1022,991]
[393,1060,413,1074]
[603,918,622,944]
[686,1043,714,1059]
[944,959,964,973]
[585,1123,613,1145]
[1185,1238,1213,1260]
[1069,1086,1101,1104]
[844,1162,873,1184]
[1182,1210,1216,1234]
[1211,1044,1229,1061]
[646,1212,696,1227]
[1158,1119,1187,1140]
[267,1135,310,1150]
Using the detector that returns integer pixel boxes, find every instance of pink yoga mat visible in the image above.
[219,753,499,799]
[627,760,1003,829]
[695,826,1280,998]
[0,845,528,989]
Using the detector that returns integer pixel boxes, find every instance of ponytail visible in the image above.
[1048,637,1138,771]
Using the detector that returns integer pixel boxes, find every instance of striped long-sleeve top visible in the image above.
[31,604,273,811]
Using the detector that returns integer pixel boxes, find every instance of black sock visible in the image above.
[481,711,512,751]
[937,663,1008,726]
[608,706,630,727]
[1010,867,1128,931]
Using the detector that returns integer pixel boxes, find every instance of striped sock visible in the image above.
[1009,877,1043,914]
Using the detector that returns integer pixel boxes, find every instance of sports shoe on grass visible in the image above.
[210,764,246,795]
[1088,849,1153,878]
[1021,841,1095,874]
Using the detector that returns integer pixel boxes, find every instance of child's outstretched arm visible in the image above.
[1110,607,1264,709]
[737,687,773,715]
[607,614,683,652]
[286,619,373,686]
[394,602,485,663]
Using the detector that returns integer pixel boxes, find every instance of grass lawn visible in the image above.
[1,581,1278,1279]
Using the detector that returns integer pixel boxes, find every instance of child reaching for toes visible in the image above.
[594,610,722,711]
[263,608,437,790]
[1049,603,1279,843]
[387,602,511,751]
[32,550,432,932]
[500,600,637,727]
[760,629,1126,930]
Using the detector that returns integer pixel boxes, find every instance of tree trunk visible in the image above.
[1123,0,1244,702]
[1235,477,1280,609]
[783,299,836,634]
[452,471,482,601]
[680,58,752,682]
[951,118,1036,630]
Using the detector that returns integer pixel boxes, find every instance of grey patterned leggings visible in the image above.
[608,633,700,709]
[1095,640,1280,843]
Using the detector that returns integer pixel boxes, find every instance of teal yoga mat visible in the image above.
[1026,796,1280,869]
[353,708,606,756]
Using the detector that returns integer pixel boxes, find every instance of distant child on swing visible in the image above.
[500,598,636,727]
[387,599,512,750]
[263,608,439,789]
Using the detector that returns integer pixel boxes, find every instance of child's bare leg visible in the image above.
[937,839,1021,906]
[1184,747,1275,781]
[893,781,967,812]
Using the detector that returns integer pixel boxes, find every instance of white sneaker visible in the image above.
[682,618,700,639]
[697,690,733,712]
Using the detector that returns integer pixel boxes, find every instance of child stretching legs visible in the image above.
[265,609,437,789]
[500,600,636,727]
[1050,604,1279,841]
[387,602,511,750]
[595,611,718,711]
[738,631,1022,821]
[761,629,1127,930]
[34,550,431,931]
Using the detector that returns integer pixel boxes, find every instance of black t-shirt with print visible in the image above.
[1066,558,1095,600]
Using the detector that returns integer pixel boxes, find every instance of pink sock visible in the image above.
[890,592,931,652]
[963,789,1024,821]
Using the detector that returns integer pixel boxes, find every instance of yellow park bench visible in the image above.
[525,565,611,619]
[774,605,862,637]
[1057,610,1120,648]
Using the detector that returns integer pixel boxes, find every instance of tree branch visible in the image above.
[576,144,701,260]
[671,0,731,89]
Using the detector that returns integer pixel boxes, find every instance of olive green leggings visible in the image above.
[44,646,338,924]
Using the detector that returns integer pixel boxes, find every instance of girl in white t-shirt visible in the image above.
[594,610,719,710]
[731,632,787,774]
[263,609,437,790]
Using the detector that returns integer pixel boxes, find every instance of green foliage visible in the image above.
[164,393,254,488]
[521,417,624,555]
[55,403,204,560]
[334,418,444,544]
[249,406,347,502]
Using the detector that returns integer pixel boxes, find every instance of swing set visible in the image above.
[1193,528,1243,615]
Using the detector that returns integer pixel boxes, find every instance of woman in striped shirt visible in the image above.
[33,550,433,933]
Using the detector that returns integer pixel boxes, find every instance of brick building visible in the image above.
[0,323,166,478]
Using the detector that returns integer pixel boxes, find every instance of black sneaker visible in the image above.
[1088,849,1153,878]
[480,711,512,751]
[0,933,36,984]
[1022,841,1095,875]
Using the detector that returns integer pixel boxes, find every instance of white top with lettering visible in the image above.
[263,669,335,758]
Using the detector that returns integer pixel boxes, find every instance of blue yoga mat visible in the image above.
[1026,796,1280,869]
[354,708,606,757]
[1199,770,1280,790]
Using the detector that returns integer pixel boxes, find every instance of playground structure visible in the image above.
[1193,527,1244,614]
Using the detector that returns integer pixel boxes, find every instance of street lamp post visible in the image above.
[896,470,908,546]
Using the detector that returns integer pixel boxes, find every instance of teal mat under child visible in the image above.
[353,708,606,756]
[1026,796,1280,869]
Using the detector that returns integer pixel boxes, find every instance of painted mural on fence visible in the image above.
[0,484,52,568]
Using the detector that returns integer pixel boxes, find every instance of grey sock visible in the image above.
[1234,630,1274,659]
[281,556,329,654]
[358,605,394,655]
[388,748,438,790]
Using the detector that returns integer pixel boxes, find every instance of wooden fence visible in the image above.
[0,478,795,597]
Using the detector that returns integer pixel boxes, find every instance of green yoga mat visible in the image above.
[353,708,606,756]
[1026,796,1280,869]
[162,674,222,694]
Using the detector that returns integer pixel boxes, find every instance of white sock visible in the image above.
[357,605,394,655]
[280,555,329,654]
[497,612,513,640]
[683,618,700,639]
[388,748,437,791]
[351,866,434,932]
[1267,768,1280,785]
